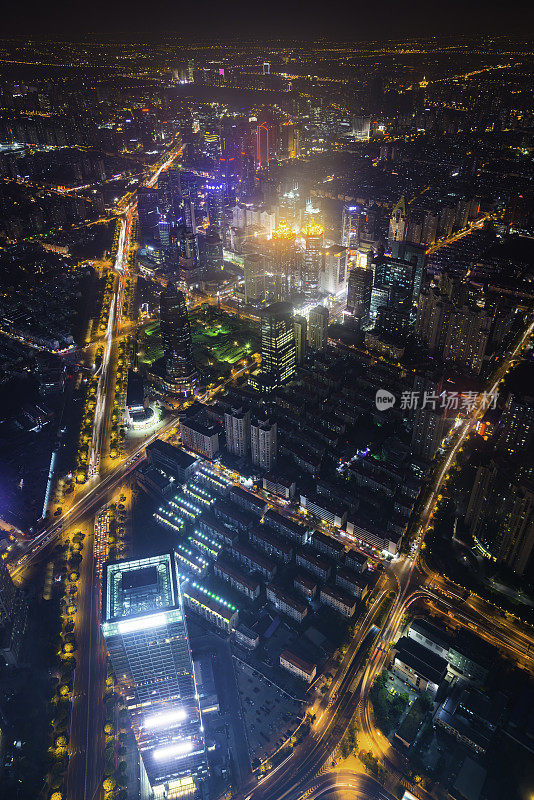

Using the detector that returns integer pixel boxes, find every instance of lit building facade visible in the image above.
[260,302,296,390]
[160,283,197,396]
[101,554,209,800]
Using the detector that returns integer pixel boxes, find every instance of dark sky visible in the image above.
[3,0,533,39]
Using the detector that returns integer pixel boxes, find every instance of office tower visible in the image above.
[411,406,448,460]
[263,61,270,75]
[101,555,209,799]
[388,196,407,247]
[199,231,223,275]
[243,252,265,302]
[260,302,296,389]
[181,196,196,235]
[203,131,221,162]
[279,122,299,159]
[342,204,362,250]
[495,393,534,457]
[256,123,269,168]
[308,305,329,350]
[321,245,347,294]
[251,419,277,470]
[137,187,160,244]
[271,220,301,298]
[301,220,324,295]
[466,462,534,575]
[0,562,28,666]
[346,266,373,329]
[293,315,307,364]
[373,253,415,303]
[205,182,224,235]
[160,283,197,396]
[389,241,426,302]
[224,406,251,458]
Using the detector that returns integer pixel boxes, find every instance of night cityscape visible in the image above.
[1,13,534,800]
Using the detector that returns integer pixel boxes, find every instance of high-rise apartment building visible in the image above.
[466,461,534,575]
[251,419,277,470]
[416,288,492,375]
[224,406,251,458]
[101,555,209,799]
[495,393,534,457]
[160,283,197,395]
[260,302,296,389]
[308,305,329,350]
[411,407,448,460]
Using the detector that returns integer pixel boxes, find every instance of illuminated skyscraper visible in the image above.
[270,220,300,299]
[160,283,197,396]
[256,123,269,168]
[101,554,209,799]
[342,204,362,250]
[388,196,407,248]
[260,302,296,389]
[301,220,324,295]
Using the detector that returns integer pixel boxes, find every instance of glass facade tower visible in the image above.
[101,554,209,800]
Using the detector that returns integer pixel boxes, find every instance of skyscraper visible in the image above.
[260,302,296,389]
[137,187,160,245]
[301,220,324,295]
[199,231,223,275]
[243,252,265,303]
[346,266,373,329]
[342,205,362,250]
[101,554,209,798]
[160,283,197,395]
[270,220,301,299]
[388,196,407,248]
[293,315,307,364]
[466,461,534,575]
[308,305,329,350]
[256,123,269,168]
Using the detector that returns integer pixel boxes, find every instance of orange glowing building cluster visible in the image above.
[301,219,324,238]
[272,220,296,240]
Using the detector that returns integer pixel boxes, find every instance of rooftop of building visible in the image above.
[394,635,448,685]
[103,553,178,623]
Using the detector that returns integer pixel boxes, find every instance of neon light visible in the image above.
[154,740,194,761]
[118,613,167,633]
[144,708,187,729]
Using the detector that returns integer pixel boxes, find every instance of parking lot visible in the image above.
[234,658,304,764]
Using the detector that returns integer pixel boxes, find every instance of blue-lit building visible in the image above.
[101,554,209,800]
